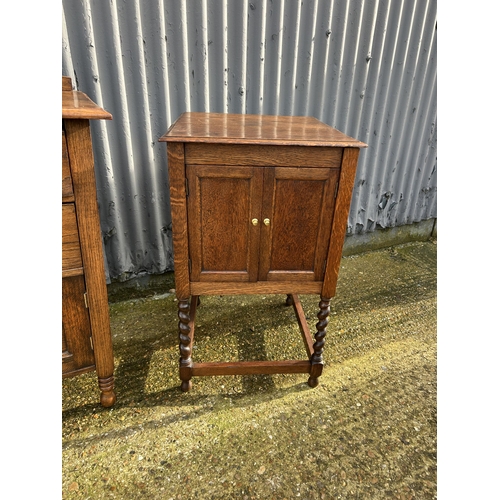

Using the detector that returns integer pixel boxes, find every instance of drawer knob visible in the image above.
[251,218,259,226]
[263,218,270,226]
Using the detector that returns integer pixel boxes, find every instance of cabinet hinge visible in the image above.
[188,258,192,274]
[185,178,189,197]
[84,292,89,308]
[334,181,340,198]
[89,335,94,350]
[323,259,328,275]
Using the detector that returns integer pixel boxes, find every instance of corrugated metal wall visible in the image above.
[62,0,437,283]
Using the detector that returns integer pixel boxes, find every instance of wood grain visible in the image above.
[62,76,73,91]
[190,281,322,295]
[185,143,342,167]
[62,75,112,121]
[160,112,367,148]
[62,275,95,376]
[62,91,112,120]
[258,166,338,281]
[62,130,74,202]
[268,175,323,270]
[62,268,84,278]
[187,165,263,282]
[64,119,115,382]
[167,142,191,299]
[265,271,315,282]
[322,148,360,298]
[192,360,311,376]
[62,204,83,271]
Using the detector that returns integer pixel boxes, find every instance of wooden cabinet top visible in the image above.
[62,76,112,121]
[159,112,367,148]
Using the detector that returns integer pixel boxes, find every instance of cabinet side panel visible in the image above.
[322,148,360,298]
[313,169,340,281]
[167,142,191,298]
[64,119,114,378]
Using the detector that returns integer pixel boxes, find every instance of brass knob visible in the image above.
[251,218,259,226]
[263,218,270,226]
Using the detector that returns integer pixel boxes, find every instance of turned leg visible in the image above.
[308,297,331,388]
[178,298,193,392]
[285,294,293,306]
[98,375,116,407]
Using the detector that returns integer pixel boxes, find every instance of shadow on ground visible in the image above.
[63,241,437,499]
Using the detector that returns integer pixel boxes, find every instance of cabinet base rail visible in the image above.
[193,360,312,377]
[177,293,330,391]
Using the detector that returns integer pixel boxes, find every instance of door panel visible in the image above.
[187,165,263,282]
[259,167,340,281]
[62,275,95,375]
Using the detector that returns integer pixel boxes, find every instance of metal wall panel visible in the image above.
[62,0,437,282]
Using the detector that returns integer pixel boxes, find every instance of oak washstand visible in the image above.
[62,76,116,406]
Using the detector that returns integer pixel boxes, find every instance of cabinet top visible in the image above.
[62,76,112,121]
[159,112,367,148]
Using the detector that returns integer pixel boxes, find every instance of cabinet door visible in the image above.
[62,275,95,375]
[258,167,340,282]
[187,165,264,282]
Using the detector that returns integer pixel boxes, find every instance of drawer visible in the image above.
[62,204,83,273]
[62,130,74,202]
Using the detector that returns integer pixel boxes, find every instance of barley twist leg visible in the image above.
[178,298,193,392]
[308,297,331,388]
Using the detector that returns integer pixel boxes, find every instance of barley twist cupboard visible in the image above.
[160,112,367,392]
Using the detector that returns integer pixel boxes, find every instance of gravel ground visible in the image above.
[62,241,437,499]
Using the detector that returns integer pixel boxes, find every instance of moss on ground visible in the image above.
[63,241,437,499]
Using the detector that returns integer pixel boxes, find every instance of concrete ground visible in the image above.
[62,240,437,499]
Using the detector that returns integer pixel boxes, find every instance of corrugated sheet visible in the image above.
[62,0,437,282]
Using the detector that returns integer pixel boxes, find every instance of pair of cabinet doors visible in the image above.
[186,164,341,284]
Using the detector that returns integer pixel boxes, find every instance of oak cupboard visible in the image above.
[62,76,116,407]
[160,112,367,391]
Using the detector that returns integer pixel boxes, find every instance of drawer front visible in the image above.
[62,130,74,202]
[62,204,83,272]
